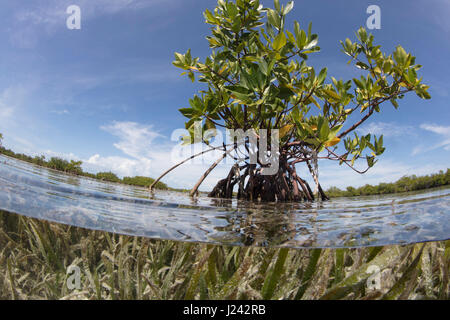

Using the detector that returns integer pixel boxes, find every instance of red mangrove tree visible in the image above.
[150,0,430,202]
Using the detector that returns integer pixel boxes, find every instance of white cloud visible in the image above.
[357,122,414,137]
[43,149,81,161]
[420,123,450,136]
[0,104,13,119]
[9,0,181,47]
[100,121,164,159]
[13,0,173,26]
[85,154,144,177]
[8,136,36,154]
[412,123,450,155]
[0,85,27,119]
[427,78,450,98]
[0,85,35,136]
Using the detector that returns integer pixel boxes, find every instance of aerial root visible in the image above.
[207,160,328,202]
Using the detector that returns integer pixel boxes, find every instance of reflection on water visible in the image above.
[0,155,449,248]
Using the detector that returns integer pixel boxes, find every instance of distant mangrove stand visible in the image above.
[0,145,184,191]
[325,169,449,197]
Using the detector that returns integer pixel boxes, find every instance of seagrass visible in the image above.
[0,211,448,300]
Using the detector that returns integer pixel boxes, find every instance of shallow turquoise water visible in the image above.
[0,154,449,248]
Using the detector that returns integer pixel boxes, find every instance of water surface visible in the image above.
[0,155,448,248]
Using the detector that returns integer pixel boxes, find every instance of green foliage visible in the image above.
[46,157,83,175]
[326,169,450,197]
[173,0,430,173]
[46,157,67,171]
[123,176,168,190]
[96,171,120,183]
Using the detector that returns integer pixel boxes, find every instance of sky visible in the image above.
[0,0,449,191]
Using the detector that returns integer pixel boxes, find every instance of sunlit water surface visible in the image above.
[0,155,449,248]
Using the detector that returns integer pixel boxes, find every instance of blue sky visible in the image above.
[0,0,449,191]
